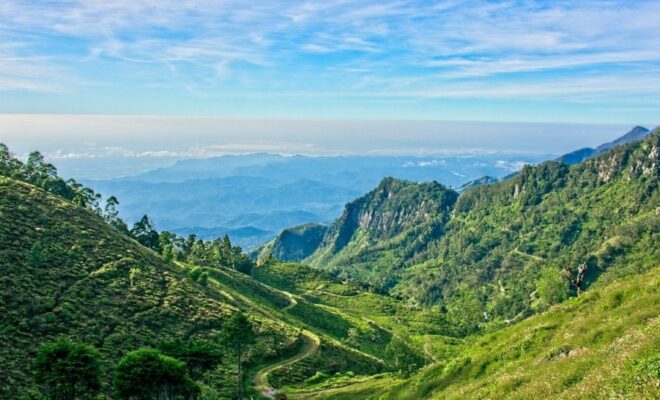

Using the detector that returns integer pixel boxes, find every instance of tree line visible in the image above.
[1,145,102,210]
[1,143,255,275]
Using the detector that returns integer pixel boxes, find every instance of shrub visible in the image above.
[31,339,102,400]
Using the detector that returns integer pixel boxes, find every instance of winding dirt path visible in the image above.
[281,290,298,312]
[252,330,320,398]
[513,247,544,261]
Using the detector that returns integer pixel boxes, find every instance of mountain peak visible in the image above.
[558,125,652,165]
[595,125,650,153]
[314,178,458,257]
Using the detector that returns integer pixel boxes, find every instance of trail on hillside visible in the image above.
[252,330,320,399]
[281,290,298,311]
[512,247,544,261]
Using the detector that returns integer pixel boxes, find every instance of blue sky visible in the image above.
[1,0,659,123]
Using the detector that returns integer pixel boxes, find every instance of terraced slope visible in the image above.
[0,177,391,398]
[0,178,306,398]
[253,330,320,398]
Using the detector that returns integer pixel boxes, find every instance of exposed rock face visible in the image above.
[513,183,522,199]
[597,153,624,183]
[321,177,458,253]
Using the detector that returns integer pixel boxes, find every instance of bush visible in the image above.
[31,339,102,400]
[114,349,200,400]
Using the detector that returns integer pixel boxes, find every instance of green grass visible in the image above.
[289,266,659,399]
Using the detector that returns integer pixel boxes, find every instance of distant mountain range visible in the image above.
[449,126,651,193]
[84,126,650,249]
[85,152,553,248]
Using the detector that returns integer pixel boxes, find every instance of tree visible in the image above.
[188,267,209,286]
[220,312,255,400]
[212,235,254,274]
[24,151,57,183]
[0,143,25,178]
[68,179,101,212]
[385,334,424,374]
[536,267,570,306]
[564,262,588,296]
[31,339,102,400]
[104,195,120,219]
[189,240,210,266]
[104,196,129,233]
[114,349,199,400]
[162,244,174,263]
[157,340,223,380]
[159,231,177,254]
[183,234,197,258]
[189,267,203,282]
[219,235,232,265]
[130,215,162,252]
[197,272,209,287]
[232,248,254,275]
[446,287,483,335]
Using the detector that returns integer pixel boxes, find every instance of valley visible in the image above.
[0,127,658,399]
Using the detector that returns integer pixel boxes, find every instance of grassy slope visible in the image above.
[191,263,388,394]
[251,262,462,393]
[253,262,447,337]
[0,177,385,398]
[287,266,659,399]
[0,177,305,398]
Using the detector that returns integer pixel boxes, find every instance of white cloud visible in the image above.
[1,0,659,105]
[495,160,528,172]
[403,159,447,168]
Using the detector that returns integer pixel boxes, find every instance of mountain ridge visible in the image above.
[265,127,659,333]
[557,125,650,165]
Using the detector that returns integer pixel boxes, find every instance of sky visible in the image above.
[0,0,658,169]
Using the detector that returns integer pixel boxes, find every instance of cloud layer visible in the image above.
[1,1,659,120]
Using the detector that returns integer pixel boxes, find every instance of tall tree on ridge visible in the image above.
[131,215,162,252]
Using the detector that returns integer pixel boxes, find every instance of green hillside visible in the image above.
[285,265,659,399]
[1,129,658,400]
[0,177,402,399]
[0,177,292,398]
[1,175,445,399]
[257,223,328,262]
[284,128,660,336]
[307,177,459,290]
